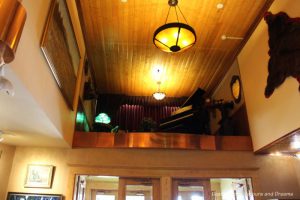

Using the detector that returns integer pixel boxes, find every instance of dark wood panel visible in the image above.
[215,136,253,151]
[231,104,251,136]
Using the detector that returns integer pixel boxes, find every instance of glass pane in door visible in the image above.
[210,178,254,200]
[126,184,153,200]
[177,185,204,200]
[96,195,116,200]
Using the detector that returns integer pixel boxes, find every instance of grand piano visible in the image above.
[159,88,211,134]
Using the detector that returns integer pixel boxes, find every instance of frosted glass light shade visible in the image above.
[153,92,166,100]
[153,22,196,53]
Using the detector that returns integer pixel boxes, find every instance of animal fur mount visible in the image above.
[264,12,300,98]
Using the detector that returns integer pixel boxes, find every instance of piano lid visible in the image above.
[181,88,206,108]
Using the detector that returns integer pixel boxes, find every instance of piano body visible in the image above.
[159,88,210,134]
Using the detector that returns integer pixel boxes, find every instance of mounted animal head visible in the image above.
[264,12,289,52]
[264,12,300,98]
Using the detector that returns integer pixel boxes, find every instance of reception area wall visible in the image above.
[4,146,300,200]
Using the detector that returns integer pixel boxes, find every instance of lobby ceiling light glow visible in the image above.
[153,0,196,53]
[152,66,166,83]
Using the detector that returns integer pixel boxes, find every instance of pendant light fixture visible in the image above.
[153,0,196,53]
[153,81,166,100]
[0,0,26,96]
[0,0,26,64]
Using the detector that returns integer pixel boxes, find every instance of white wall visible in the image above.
[238,0,300,150]
[0,143,15,200]
[8,0,86,146]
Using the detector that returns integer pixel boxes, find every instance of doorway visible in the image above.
[74,176,160,200]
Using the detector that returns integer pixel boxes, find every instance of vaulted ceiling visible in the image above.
[76,0,273,97]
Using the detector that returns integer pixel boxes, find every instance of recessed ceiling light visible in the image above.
[221,34,227,40]
[221,34,244,40]
[121,0,127,2]
[217,3,224,9]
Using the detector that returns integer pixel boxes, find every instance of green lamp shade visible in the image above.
[76,112,85,124]
[95,113,111,124]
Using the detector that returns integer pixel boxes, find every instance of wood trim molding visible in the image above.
[255,127,300,154]
[72,132,253,151]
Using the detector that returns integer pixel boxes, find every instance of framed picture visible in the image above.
[24,165,55,188]
[41,0,80,110]
[6,192,63,200]
[230,75,242,104]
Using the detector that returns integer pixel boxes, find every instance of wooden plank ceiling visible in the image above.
[77,0,272,97]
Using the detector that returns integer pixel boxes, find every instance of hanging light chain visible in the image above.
[153,0,196,53]
[164,1,189,25]
[174,6,179,23]
[157,81,162,92]
[177,5,189,24]
[164,6,172,24]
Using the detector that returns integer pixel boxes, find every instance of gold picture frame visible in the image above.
[24,165,55,188]
[41,0,80,110]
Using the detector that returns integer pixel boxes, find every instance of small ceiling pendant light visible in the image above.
[153,81,166,100]
[153,0,196,53]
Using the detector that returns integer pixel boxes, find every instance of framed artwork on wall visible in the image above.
[6,192,63,200]
[41,0,81,110]
[24,165,55,188]
[230,75,242,104]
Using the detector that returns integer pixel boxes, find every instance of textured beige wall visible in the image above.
[237,0,300,151]
[7,147,69,195]
[0,143,15,200]
[292,159,300,190]
[257,156,300,197]
[5,147,300,200]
